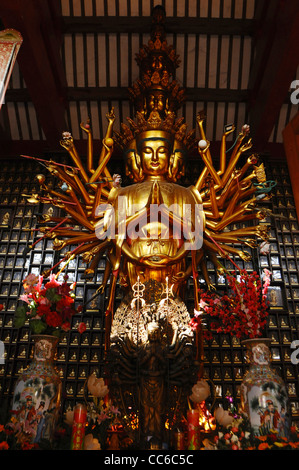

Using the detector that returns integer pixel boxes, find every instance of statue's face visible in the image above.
[140,139,171,177]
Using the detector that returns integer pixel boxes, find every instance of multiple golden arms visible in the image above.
[25,110,118,278]
[184,114,274,286]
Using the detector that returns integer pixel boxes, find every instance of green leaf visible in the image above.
[45,288,61,303]
[29,319,47,335]
[13,305,27,328]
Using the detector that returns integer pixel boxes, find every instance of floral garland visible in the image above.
[188,384,299,451]
[190,269,271,341]
[203,413,299,450]
[14,273,86,339]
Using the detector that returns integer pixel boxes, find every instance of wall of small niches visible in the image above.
[0,157,298,423]
[196,161,299,424]
[0,158,123,415]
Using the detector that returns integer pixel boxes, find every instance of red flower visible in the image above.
[56,296,74,312]
[36,304,51,316]
[189,317,200,331]
[60,307,75,321]
[44,274,60,289]
[45,311,63,328]
[196,270,270,341]
[22,442,39,450]
[61,321,71,331]
[78,322,86,334]
[57,282,72,296]
[258,442,270,450]
[0,441,9,450]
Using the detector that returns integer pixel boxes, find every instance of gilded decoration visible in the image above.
[22,6,274,446]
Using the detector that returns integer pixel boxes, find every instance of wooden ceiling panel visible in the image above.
[0,0,297,161]
[61,0,256,19]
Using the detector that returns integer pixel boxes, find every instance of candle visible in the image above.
[71,404,87,450]
[173,430,185,450]
[187,409,200,450]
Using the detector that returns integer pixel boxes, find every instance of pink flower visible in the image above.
[110,405,120,415]
[36,275,43,291]
[19,294,30,304]
[97,411,110,423]
[199,299,207,309]
[38,297,51,306]
[263,268,271,277]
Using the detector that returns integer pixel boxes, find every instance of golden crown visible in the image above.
[114,6,196,154]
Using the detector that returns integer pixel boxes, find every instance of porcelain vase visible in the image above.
[240,338,290,437]
[9,335,62,445]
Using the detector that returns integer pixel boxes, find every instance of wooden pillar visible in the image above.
[282,112,299,222]
[248,0,299,152]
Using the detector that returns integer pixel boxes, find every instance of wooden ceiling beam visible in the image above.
[6,87,249,104]
[0,0,68,148]
[248,0,299,152]
[62,16,255,36]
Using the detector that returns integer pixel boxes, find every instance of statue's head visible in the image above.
[137,131,172,178]
[119,111,190,183]
[113,10,196,183]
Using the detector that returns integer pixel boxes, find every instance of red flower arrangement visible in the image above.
[190,269,271,341]
[14,273,85,339]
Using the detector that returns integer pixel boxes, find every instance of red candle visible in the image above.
[173,430,185,450]
[71,404,87,450]
[187,409,200,450]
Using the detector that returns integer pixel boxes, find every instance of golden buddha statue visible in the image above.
[107,112,204,291]
[28,6,274,446]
